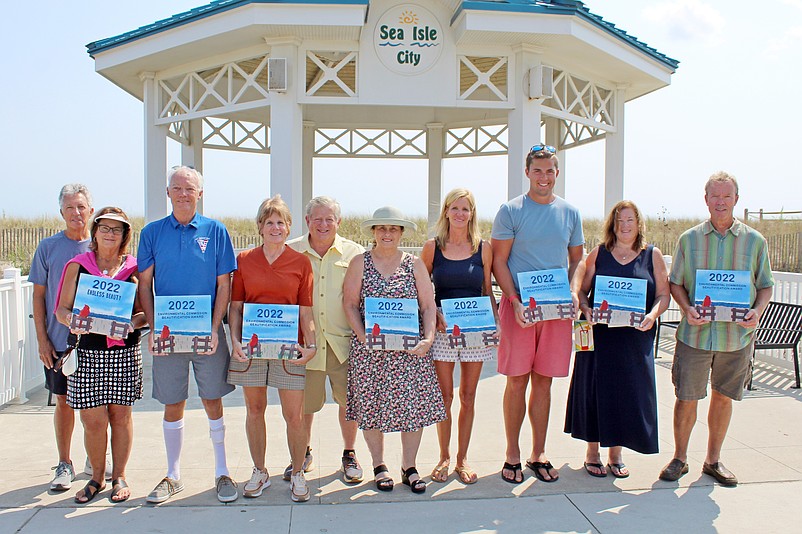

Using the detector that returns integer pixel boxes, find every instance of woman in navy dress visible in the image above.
[420,189,498,485]
[566,200,670,477]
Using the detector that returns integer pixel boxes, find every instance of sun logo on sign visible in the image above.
[398,10,418,24]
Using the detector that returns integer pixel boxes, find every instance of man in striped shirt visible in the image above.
[659,171,773,486]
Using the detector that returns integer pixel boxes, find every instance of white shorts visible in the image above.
[431,332,495,363]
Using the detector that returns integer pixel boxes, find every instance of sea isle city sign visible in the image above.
[374,4,443,75]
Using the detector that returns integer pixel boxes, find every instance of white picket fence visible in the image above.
[0,269,40,406]
[1,267,801,408]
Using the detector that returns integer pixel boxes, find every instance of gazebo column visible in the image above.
[141,72,168,223]
[182,119,204,214]
[268,39,304,237]
[302,121,315,223]
[426,122,444,235]
[604,87,626,214]
[507,45,543,198]
[545,117,565,198]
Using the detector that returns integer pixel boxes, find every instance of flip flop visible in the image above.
[584,462,607,478]
[526,460,559,482]
[501,462,523,484]
[608,463,630,479]
[110,477,130,502]
[431,461,450,483]
[75,479,105,504]
[454,465,478,484]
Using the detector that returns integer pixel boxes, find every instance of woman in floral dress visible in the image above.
[343,206,445,494]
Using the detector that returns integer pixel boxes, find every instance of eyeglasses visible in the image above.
[97,224,124,236]
[530,144,557,154]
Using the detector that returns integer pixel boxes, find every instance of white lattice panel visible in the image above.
[156,56,271,125]
[202,117,270,153]
[445,124,508,157]
[314,128,427,158]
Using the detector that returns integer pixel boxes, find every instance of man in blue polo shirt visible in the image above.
[137,166,238,503]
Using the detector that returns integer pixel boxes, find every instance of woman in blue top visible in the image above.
[421,189,498,485]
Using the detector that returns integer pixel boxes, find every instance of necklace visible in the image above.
[98,255,124,277]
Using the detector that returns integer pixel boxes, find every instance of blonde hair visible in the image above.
[434,188,480,253]
[705,171,739,195]
[256,194,292,230]
[602,200,645,252]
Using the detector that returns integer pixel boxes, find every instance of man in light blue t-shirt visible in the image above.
[29,184,94,491]
[491,145,584,484]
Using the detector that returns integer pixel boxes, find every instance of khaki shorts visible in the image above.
[672,340,753,401]
[227,358,306,391]
[304,343,348,413]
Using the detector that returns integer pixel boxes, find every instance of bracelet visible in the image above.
[508,294,521,302]
[306,343,317,349]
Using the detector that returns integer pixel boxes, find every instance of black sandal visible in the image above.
[75,479,105,504]
[401,467,426,494]
[501,462,523,484]
[373,464,394,492]
[110,477,130,502]
[526,460,559,483]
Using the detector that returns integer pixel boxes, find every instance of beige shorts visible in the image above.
[304,343,348,413]
[672,340,753,401]
[227,358,306,391]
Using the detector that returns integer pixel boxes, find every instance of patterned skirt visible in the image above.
[346,337,446,433]
[67,345,143,409]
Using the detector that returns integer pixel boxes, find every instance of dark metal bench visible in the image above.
[654,309,681,356]
[749,301,802,389]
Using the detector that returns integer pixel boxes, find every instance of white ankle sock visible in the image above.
[163,419,184,480]
[209,416,229,478]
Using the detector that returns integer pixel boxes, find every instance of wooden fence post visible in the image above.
[796,232,802,273]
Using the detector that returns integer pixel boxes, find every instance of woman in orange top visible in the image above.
[227,195,317,503]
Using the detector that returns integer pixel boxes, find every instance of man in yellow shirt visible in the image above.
[287,196,365,483]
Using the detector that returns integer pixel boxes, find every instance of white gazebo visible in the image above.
[87,0,677,231]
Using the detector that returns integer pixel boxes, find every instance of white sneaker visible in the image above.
[84,453,113,481]
[243,467,271,498]
[50,461,75,491]
[290,471,310,502]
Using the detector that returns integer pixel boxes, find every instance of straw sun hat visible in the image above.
[360,206,417,236]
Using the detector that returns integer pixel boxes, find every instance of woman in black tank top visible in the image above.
[420,189,499,485]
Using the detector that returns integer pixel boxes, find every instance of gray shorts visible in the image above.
[672,340,753,401]
[228,358,306,390]
[151,325,235,405]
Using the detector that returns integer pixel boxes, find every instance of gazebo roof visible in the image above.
[86,0,677,71]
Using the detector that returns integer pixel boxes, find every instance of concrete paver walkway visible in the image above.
[2,335,800,533]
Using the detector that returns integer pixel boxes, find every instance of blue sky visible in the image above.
[1,1,800,222]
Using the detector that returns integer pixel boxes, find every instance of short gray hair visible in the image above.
[58,184,92,209]
[705,171,739,196]
[305,196,341,219]
[168,165,204,190]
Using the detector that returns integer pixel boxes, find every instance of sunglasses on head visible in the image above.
[530,144,557,154]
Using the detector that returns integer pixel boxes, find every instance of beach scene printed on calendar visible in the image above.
[70,274,137,338]
[242,303,300,359]
[516,268,575,323]
[694,269,752,322]
[441,296,498,349]
[364,297,419,351]
[592,275,648,327]
[154,295,212,354]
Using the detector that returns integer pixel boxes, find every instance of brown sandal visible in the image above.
[454,465,478,484]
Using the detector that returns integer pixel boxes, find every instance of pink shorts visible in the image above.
[497,296,573,377]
